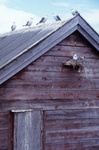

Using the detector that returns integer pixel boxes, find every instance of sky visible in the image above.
[0,0,99,34]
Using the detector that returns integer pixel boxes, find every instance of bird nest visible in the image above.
[63,59,83,72]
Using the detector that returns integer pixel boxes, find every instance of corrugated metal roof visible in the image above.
[0,20,70,69]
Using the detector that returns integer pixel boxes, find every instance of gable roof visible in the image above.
[0,14,99,85]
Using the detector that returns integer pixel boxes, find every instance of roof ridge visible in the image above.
[0,18,73,37]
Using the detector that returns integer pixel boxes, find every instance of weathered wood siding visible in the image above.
[0,32,99,101]
[44,110,99,150]
[0,31,99,149]
[0,112,13,150]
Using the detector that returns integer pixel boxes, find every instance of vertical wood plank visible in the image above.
[13,110,43,150]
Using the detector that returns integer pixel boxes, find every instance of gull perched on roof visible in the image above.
[23,17,33,26]
[73,54,84,60]
[36,15,48,25]
[71,9,79,16]
[11,22,16,31]
[53,13,61,21]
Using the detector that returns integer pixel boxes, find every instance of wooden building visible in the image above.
[0,14,99,150]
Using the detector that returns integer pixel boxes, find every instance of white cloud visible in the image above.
[83,9,99,24]
[82,9,99,33]
[0,4,40,34]
[52,2,69,7]
[0,0,7,4]
[0,0,6,2]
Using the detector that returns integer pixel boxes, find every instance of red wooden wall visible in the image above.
[0,31,99,150]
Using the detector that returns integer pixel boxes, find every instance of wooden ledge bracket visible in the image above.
[63,59,84,72]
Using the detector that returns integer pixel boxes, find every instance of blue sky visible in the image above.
[0,0,99,33]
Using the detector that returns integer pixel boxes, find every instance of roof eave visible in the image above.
[77,24,99,51]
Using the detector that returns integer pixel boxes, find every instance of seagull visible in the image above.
[36,15,48,25]
[23,17,33,26]
[11,22,16,31]
[71,9,79,16]
[73,54,84,60]
[53,13,61,21]
[63,54,84,71]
